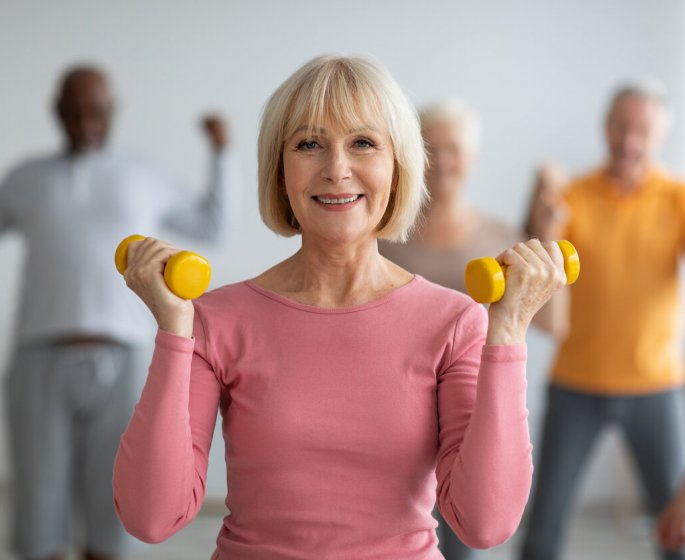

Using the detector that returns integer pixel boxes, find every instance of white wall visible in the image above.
[1,0,685,511]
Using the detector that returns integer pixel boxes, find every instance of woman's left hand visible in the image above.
[486,239,566,345]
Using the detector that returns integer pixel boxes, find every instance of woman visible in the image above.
[381,99,567,336]
[112,55,566,560]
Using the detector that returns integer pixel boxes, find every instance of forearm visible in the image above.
[437,345,532,549]
[163,150,233,241]
[112,332,206,543]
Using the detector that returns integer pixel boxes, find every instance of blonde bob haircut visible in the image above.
[258,54,427,242]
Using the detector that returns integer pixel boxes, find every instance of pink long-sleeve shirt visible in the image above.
[113,275,532,559]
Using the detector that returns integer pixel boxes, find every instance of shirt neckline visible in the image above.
[244,274,422,314]
[597,166,665,198]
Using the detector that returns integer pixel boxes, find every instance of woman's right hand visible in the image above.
[123,237,195,338]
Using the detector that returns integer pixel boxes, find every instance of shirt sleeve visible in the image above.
[112,309,222,543]
[161,150,236,242]
[435,302,532,549]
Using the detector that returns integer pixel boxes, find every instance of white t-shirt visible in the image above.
[0,147,234,345]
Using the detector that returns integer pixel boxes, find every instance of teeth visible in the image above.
[316,195,361,204]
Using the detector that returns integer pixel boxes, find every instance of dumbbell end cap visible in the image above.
[465,257,506,304]
[164,251,212,300]
[556,240,580,285]
[115,234,147,275]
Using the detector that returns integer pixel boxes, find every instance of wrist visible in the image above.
[154,303,194,339]
[486,313,527,345]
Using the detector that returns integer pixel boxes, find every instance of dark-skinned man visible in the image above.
[0,65,236,560]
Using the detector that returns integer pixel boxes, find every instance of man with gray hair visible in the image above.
[519,81,685,559]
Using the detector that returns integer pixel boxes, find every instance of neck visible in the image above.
[606,162,650,191]
[282,235,395,307]
[425,191,469,221]
[417,191,476,245]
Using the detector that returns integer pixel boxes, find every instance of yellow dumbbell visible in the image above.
[464,240,580,304]
[114,234,212,300]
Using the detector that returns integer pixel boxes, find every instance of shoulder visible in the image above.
[565,168,603,194]
[476,212,522,245]
[650,167,685,192]
[0,154,61,202]
[193,280,259,317]
[1,153,57,183]
[408,276,487,330]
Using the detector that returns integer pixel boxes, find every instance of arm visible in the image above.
[436,304,532,549]
[525,164,572,339]
[112,237,220,542]
[112,319,221,543]
[162,115,236,242]
[530,289,569,338]
[437,239,566,548]
[523,163,569,240]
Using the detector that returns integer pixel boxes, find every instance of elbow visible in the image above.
[439,499,525,550]
[459,519,520,550]
[114,498,176,544]
[440,472,532,550]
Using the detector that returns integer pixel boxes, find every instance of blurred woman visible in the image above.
[381,101,567,559]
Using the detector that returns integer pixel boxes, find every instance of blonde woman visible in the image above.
[112,55,565,559]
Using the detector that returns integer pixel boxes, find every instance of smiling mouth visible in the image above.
[313,194,363,205]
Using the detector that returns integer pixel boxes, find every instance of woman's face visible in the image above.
[423,120,475,200]
[282,118,395,246]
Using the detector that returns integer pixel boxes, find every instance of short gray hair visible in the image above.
[419,98,482,153]
[608,79,672,129]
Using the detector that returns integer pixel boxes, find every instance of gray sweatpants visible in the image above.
[4,341,148,558]
[520,384,685,560]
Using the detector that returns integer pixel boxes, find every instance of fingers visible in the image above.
[496,240,566,290]
[123,237,178,293]
[201,114,229,149]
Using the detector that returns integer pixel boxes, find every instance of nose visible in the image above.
[321,145,351,185]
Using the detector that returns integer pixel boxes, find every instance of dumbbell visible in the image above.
[464,240,579,304]
[114,234,211,300]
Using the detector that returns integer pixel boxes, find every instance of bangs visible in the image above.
[283,60,389,140]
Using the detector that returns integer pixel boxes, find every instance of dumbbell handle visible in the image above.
[464,240,580,304]
[114,234,212,300]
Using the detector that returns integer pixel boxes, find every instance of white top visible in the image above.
[0,147,235,345]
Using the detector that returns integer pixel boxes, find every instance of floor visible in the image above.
[124,511,656,560]
[0,496,660,560]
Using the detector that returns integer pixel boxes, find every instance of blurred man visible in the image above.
[519,82,685,560]
[0,65,235,560]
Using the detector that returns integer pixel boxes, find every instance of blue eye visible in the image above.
[297,139,319,150]
[355,138,375,148]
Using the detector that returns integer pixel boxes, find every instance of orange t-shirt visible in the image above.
[552,166,685,395]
